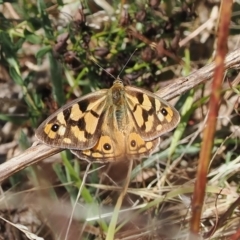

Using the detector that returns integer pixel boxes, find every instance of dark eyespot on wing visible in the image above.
[131,140,136,147]
[51,124,59,132]
[103,143,111,151]
[161,108,168,116]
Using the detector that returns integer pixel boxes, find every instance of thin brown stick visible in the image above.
[0,45,240,183]
[189,0,232,237]
[156,47,240,100]
[0,144,62,182]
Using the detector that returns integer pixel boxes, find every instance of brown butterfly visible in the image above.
[36,79,180,162]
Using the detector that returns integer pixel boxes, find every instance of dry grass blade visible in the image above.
[106,160,133,240]
[0,216,44,240]
[204,196,240,238]
[2,1,240,239]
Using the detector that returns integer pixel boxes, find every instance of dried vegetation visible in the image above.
[0,0,240,239]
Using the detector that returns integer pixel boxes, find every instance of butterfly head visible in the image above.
[113,78,124,87]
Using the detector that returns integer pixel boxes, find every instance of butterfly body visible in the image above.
[36,79,180,162]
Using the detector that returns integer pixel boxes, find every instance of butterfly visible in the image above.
[35,79,180,162]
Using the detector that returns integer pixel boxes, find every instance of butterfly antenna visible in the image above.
[117,48,138,79]
[90,55,116,80]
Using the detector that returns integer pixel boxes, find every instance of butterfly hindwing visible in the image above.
[71,131,161,162]
[127,132,160,157]
[72,130,125,162]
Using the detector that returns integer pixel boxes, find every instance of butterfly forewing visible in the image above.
[125,86,180,141]
[36,90,108,150]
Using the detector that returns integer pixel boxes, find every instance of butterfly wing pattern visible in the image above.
[36,79,180,162]
[125,86,180,140]
[36,90,108,150]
